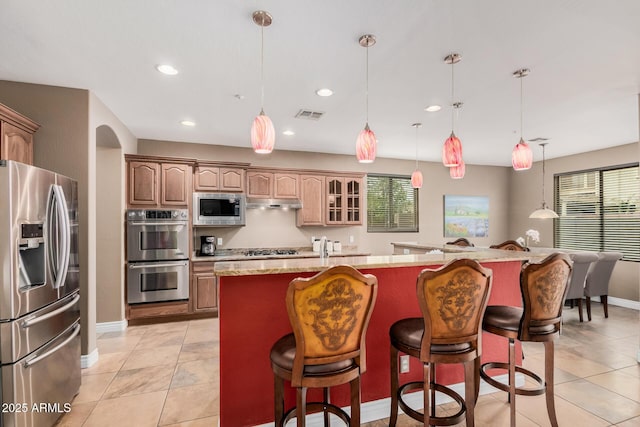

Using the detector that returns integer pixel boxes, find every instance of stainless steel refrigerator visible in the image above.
[0,160,80,427]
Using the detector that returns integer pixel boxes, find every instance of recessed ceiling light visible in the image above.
[424,105,442,112]
[156,64,178,75]
[315,88,333,97]
[180,120,196,127]
[282,130,295,136]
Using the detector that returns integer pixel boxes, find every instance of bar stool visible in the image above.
[389,259,493,427]
[446,238,474,247]
[270,265,378,427]
[489,240,529,251]
[480,253,572,427]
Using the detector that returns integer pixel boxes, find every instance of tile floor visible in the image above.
[55,304,639,426]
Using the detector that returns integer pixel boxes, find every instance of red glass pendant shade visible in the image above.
[442,132,463,167]
[251,112,275,154]
[356,124,376,163]
[411,170,423,189]
[450,160,465,179]
[512,138,532,170]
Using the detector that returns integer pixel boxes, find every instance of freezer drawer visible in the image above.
[1,321,80,427]
[0,291,80,364]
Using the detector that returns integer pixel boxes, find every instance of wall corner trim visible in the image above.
[95,319,128,334]
[81,348,99,369]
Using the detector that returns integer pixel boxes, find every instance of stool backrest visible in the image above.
[446,238,474,247]
[416,259,492,361]
[490,240,530,251]
[520,253,572,341]
[286,265,378,378]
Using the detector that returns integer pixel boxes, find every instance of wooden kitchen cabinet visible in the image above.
[192,262,218,314]
[195,164,245,192]
[161,163,192,206]
[126,156,193,208]
[246,171,273,198]
[274,173,299,198]
[332,176,362,225]
[298,174,363,227]
[0,103,40,165]
[297,174,325,226]
[246,170,299,199]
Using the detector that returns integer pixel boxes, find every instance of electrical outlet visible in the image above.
[217,237,223,246]
[349,235,355,244]
[403,248,410,255]
[400,355,410,373]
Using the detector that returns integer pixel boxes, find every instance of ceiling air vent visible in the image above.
[295,109,325,120]
[528,137,549,142]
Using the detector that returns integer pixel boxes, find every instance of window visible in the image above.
[554,163,640,261]
[367,174,418,232]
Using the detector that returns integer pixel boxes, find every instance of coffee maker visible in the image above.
[200,236,216,256]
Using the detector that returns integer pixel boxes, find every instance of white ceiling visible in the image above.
[2,0,640,166]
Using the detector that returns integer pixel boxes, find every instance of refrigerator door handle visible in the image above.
[23,322,80,369]
[20,293,80,329]
[47,184,71,289]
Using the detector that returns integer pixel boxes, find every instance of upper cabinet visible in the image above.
[297,174,363,227]
[195,164,245,192]
[0,103,40,165]
[326,176,363,225]
[126,156,193,208]
[246,169,299,199]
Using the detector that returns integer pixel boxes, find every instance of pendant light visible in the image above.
[250,10,275,154]
[529,142,559,218]
[356,34,377,163]
[410,123,423,188]
[512,68,533,170]
[450,160,465,179]
[442,53,463,167]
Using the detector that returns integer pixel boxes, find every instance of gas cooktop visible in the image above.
[243,249,299,257]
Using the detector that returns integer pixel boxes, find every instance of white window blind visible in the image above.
[367,174,418,232]
[554,164,640,261]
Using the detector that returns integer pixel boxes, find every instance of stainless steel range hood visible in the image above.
[245,198,303,209]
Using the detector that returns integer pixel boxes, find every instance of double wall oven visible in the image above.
[126,209,189,304]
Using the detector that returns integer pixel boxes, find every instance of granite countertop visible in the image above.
[191,248,370,262]
[213,247,555,277]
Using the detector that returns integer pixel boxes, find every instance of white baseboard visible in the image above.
[594,296,640,311]
[253,373,523,427]
[96,319,128,334]
[81,348,99,369]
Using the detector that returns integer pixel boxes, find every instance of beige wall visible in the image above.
[90,94,137,326]
[138,139,514,255]
[509,142,640,302]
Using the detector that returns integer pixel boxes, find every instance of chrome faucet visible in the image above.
[319,236,329,259]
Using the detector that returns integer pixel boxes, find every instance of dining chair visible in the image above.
[564,251,598,322]
[584,251,622,320]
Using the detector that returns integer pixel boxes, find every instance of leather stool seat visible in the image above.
[390,318,472,355]
[270,334,356,375]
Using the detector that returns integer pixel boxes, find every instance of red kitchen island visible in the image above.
[214,247,551,426]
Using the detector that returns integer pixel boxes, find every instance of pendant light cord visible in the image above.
[260,23,265,112]
[415,124,419,169]
[541,144,547,207]
[365,43,369,125]
[520,74,524,139]
[450,59,455,131]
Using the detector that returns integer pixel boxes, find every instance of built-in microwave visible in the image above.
[193,193,246,226]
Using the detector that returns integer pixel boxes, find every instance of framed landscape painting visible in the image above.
[444,195,489,238]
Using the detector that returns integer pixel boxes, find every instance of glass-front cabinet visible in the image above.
[326,177,362,225]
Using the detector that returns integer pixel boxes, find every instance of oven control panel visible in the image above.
[126,209,188,221]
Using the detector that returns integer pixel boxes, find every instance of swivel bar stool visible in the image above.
[389,259,492,427]
[480,253,572,427]
[270,265,378,427]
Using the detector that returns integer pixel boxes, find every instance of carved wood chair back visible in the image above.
[446,237,474,247]
[490,240,530,251]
